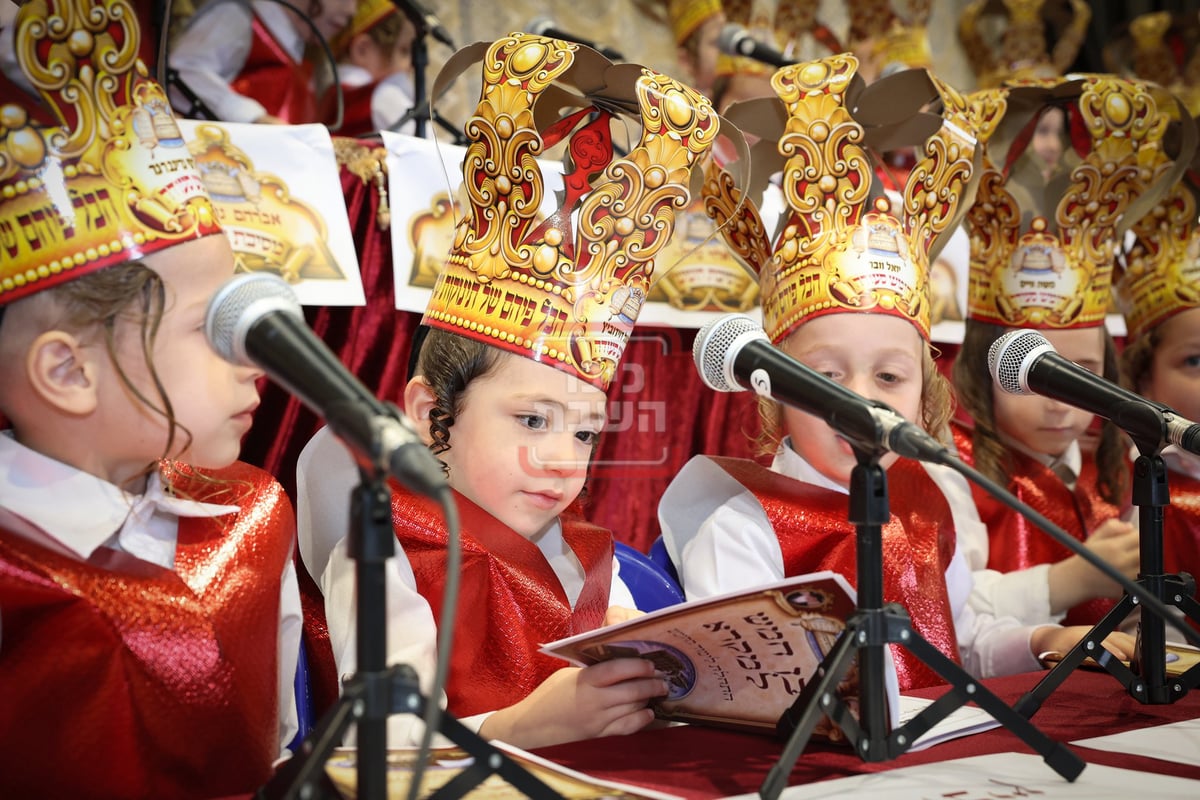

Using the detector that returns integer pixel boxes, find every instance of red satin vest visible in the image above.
[710,456,960,690]
[392,485,613,717]
[952,420,1120,626]
[230,14,317,123]
[322,80,378,136]
[0,461,293,800]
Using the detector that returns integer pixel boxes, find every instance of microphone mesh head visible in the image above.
[693,314,763,392]
[205,272,302,366]
[716,23,746,56]
[987,329,1052,395]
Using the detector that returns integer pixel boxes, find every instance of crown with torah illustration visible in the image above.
[0,0,219,305]
[958,0,1091,89]
[964,76,1186,330]
[702,53,983,344]
[421,32,719,390]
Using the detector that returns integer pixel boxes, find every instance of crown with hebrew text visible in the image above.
[421,32,719,390]
[958,0,1090,89]
[964,77,1184,330]
[0,0,219,305]
[1114,112,1200,340]
[1103,11,1200,117]
[702,53,982,344]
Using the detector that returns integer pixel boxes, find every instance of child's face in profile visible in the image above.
[1141,307,1200,422]
[96,236,262,484]
[991,325,1103,459]
[778,313,925,487]
[438,352,606,539]
[303,0,357,44]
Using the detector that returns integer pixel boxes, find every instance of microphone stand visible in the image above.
[386,8,463,144]
[761,441,1083,800]
[1015,428,1200,717]
[258,424,563,800]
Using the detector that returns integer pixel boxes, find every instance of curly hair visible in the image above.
[754,340,955,459]
[952,319,1128,505]
[412,327,504,463]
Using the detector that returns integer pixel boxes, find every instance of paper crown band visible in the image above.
[0,0,219,305]
[703,53,981,344]
[421,33,719,390]
[964,77,1186,330]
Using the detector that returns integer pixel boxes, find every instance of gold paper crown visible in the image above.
[331,0,398,57]
[964,77,1179,330]
[421,33,718,391]
[703,53,981,343]
[668,0,724,46]
[716,1,842,78]
[1114,115,1200,340]
[846,0,932,75]
[1103,12,1200,116]
[958,0,1090,89]
[0,0,219,305]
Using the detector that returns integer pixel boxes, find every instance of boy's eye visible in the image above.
[518,414,548,431]
[877,372,899,384]
[1183,354,1200,369]
[575,430,599,446]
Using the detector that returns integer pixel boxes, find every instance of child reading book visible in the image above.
[0,2,301,796]
[659,54,1134,691]
[296,32,721,750]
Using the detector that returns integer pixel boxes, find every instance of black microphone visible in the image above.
[694,314,951,464]
[716,23,791,69]
[392,0,455,49]
[527,15,624,61]
[205,272,447,496]
[988,328,1200,455]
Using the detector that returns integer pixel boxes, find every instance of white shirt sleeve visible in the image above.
[276,553,302,757]
[168,2,266,122]
[922,461,1058,624]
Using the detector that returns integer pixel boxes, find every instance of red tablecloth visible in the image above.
[533,669,1200,799]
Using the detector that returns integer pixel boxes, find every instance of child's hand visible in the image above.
[1047,518,1139,612]
[604,605,644,626]
[478,660,667,750]
[1031,625,1136,664]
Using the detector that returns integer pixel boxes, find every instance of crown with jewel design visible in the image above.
[1114,113,1200,340]
[0,0,220,305]
[421,32,719,391]
[1103,11,1200,116]
[331,0,401,57]
[964,76,1182,330]
[958,0,1091,89]
[702,53,982,343]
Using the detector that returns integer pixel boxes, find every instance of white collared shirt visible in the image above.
[0,432,302,757]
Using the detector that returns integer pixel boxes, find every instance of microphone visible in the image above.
[716,23,792,69]
[694,314,951,464]
[205,272,447,496]
[527,16,624,60]
[988,329,1200,455]
[392,0,455,49]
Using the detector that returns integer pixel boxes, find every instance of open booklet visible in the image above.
[541,571,901,741]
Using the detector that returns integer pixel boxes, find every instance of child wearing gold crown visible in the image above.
[297,32,720,748]
[949,77,1165,632]
[659,55,1133,692]
[321,0,418,136]
[168,0,355,124]
[1116,123,1200,612]
[0,2,302,797]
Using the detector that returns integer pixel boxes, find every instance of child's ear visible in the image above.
[402,376,438,447]
[25,331,100,415]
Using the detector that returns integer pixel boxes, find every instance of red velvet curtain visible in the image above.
[238,163,765,555]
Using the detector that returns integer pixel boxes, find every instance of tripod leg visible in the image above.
[1013,596,1133,717]
[761,627,861,800]
[902,635,1084,781]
